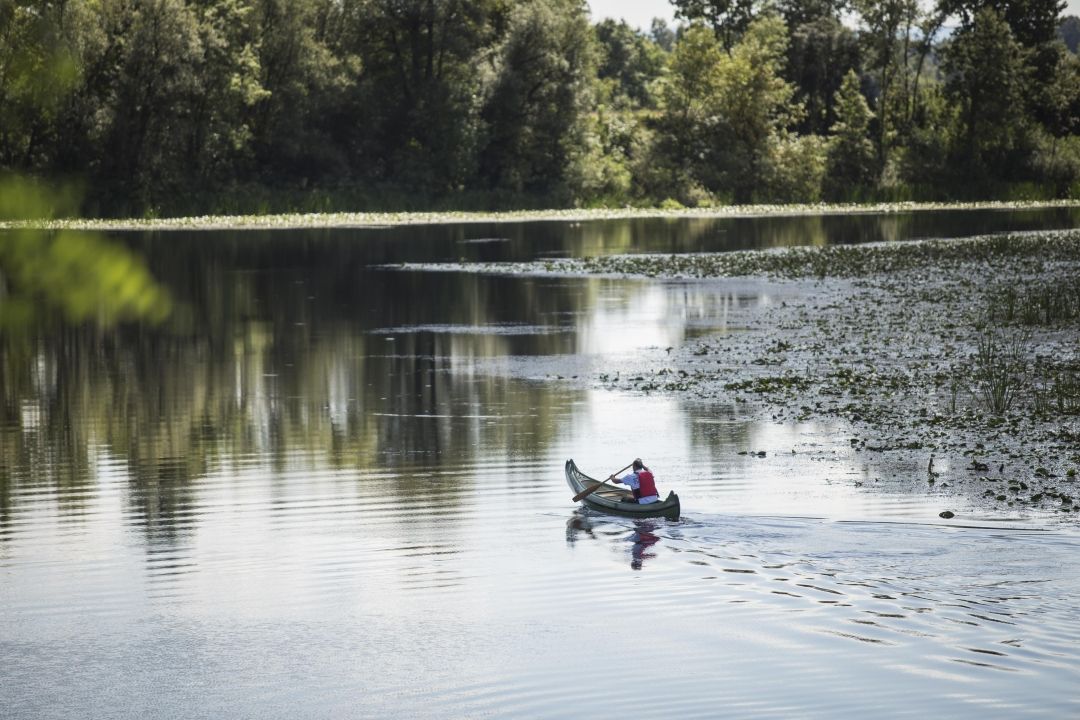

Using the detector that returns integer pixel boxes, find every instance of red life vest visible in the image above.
[634,470,658,499]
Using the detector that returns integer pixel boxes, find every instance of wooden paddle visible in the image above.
[572,461,635,502]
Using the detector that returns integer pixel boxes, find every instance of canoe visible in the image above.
[565,459,680,521]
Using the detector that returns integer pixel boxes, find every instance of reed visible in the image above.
[974,330,1027,415]
[988,283,1080,326]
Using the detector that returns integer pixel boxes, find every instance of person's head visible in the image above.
[632,458,644,471]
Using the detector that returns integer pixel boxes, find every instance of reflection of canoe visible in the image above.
[565,459,680,521]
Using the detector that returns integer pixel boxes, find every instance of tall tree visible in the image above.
[655,16,803,201]
[942,7,1030,181]
[0,1,78,170]
[938,0,1064,48]
[338,0,504,191]
[650,17,676,52]
[671,0,758,51]
[248,0,355,182]
[85,0,208,213]
[594,18,666,108]
[1035,43,1080,181]
[49,0,274,214]
[478,0,596,199]
[825,69,877,196]
[784,12,860,134]
[851,0,919,168]
[938,0,1067,131]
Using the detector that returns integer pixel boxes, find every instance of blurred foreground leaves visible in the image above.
[0,175,172,331]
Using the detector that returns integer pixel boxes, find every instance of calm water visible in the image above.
[3,209,1080,718]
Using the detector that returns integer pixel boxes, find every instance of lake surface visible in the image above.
[3,209,1080,718]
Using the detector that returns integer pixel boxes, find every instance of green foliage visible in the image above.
[1,0,1078,213]
[479,0,596,200]
[850,0,921,166]
[339,0,495,191]
[897,83,957,193]
[655,17,805,202]
[650,18,676,52]
[1032,43,1080,140]
[785,12,861,134]
[764,133,827,202]
[246,0,350,179]
[825,69,877,197]
[942,8,1032,183]
[672,0,758,51]
[0,1,79,167]
[940,0,1064,48]
[594,19,666,108]
[0,176,171,329]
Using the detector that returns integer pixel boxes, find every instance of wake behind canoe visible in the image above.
[565,459,680,521]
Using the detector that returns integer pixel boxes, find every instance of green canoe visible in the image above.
[565,459,680,521]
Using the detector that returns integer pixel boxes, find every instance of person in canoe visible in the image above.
[609,459,660,504]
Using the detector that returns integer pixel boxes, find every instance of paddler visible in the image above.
[609,459,660,504]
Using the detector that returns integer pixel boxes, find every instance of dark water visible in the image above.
[2,209,1079,718]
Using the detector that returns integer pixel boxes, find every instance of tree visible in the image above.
[478,0,596,199]
[851,0,919,167]
[785,14,860,134]
[939,0,1067,132]
[907,7,947,128]
[1035,44,1080,182]
[650,18,676,52]
[326,0,500,192]
[776,0,850,27]
[0,1,78,170]
[47,0,276,214]
[188,0,271,185]
[825,69,877,196]
[1061,15,1080,53]
[938,0,1065,48]
[84,0,208,213]
[942,7,1030,181]
[671,0,758,51]
[247,0,354,183]
[594,18,666,108]
[654,17,804,201]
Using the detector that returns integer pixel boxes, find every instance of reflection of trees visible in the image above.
[114,207,1080,270]
[264,208,1080,262]
[0,176,176,544]
[0,234,601,548]
[566,208,1080,255]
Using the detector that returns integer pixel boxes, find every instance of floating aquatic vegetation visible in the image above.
[724,375,813,393]
[3,200,1079,232]
[407,228,1080,282]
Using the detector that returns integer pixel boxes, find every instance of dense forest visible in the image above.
[1,0,1079,217]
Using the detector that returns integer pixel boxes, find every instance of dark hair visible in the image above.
[632,459,644,471]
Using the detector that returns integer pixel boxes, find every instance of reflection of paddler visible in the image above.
[609,458,660,504]
[630,520,660,571]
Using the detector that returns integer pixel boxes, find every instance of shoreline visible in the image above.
[6,199,1080,232]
